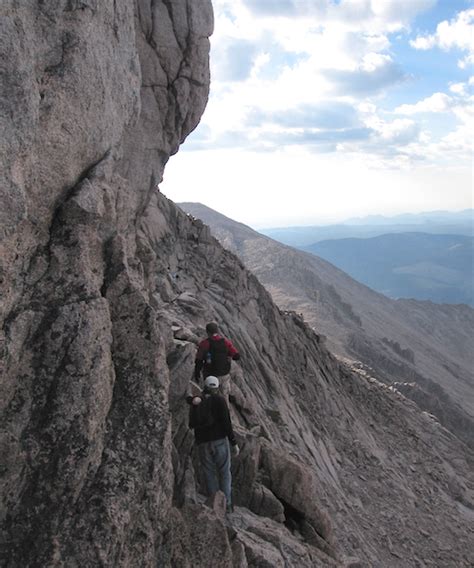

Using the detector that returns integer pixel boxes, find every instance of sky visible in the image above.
[160,0,474,228]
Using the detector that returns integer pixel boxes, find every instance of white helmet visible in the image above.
[204,375,219,389]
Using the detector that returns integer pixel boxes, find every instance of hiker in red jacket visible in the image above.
[194,322,240,401]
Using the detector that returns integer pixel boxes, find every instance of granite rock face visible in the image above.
[1,3,474,568]
[1,1,212,565]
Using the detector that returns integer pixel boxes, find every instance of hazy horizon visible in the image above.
[248,207,474,230]
[179,202,473,230]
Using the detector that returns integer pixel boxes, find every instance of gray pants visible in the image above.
[197,438,232,506]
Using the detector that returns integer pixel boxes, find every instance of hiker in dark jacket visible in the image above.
[194,322,240,400]
[187,375,240,512]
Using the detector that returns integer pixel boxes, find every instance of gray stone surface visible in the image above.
[1,2,474,568]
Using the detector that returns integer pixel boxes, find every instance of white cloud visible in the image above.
[370,0,436,22]
[239,0,436,30]
[212,38,259,82]
[376,118,419,144]
[410,35,436,50]
[332,0,437,33]
[211,0,432,87]
[335,113,423,163]
[323,52,407,95]
[206,0,427,149]
[389,80,472,162]
[449,82,466,95]
[165,0,472,225]
[452,97,474,126]
[439,124,473,155]
[395,93,453,115]
[410,9,474,68]
[458,53,474,70]
[237,0,436,34]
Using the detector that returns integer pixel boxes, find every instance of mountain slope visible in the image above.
[1,4,474,567]
[179,203,474,445]
[304,232,474,305]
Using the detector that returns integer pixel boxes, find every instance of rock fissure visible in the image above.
[44,30,80,77]
[161,0,185,53]
[64,0,97,14]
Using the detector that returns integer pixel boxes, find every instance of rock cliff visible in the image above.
[1,3,473,567]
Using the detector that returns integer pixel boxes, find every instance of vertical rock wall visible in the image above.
[1,1,213,565]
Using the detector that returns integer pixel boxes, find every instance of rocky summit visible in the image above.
[1,3,473,567]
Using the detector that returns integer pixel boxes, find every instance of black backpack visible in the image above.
[206,337,231,376]
[190,395,216,429]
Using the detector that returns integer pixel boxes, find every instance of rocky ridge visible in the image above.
[178,202,474,450]
[1,3,474,567]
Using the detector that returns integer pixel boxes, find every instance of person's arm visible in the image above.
[188,402,196,429]
[194,359,204,381]
[215,396,237,446]
[187,396,203,429]
[225,339,240,361]
[194,339,209,380]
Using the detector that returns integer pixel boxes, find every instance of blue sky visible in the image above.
[161,0,473,228]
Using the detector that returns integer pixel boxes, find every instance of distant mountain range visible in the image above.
[261,209,474,247]
[343,209,474,226]
[304,232,474,306]
[179,202,474,449]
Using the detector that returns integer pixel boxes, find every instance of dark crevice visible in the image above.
[279,497,306,533]
[274,495,336,559]
[162,0,185,54]
[148,1,157,50]
[185,76,206,88]
[100,236,119,298]
[112,0,119,39]
[64,0,97,13]
[143,83,167,89]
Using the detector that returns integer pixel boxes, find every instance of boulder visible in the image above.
[249,483,285,523]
